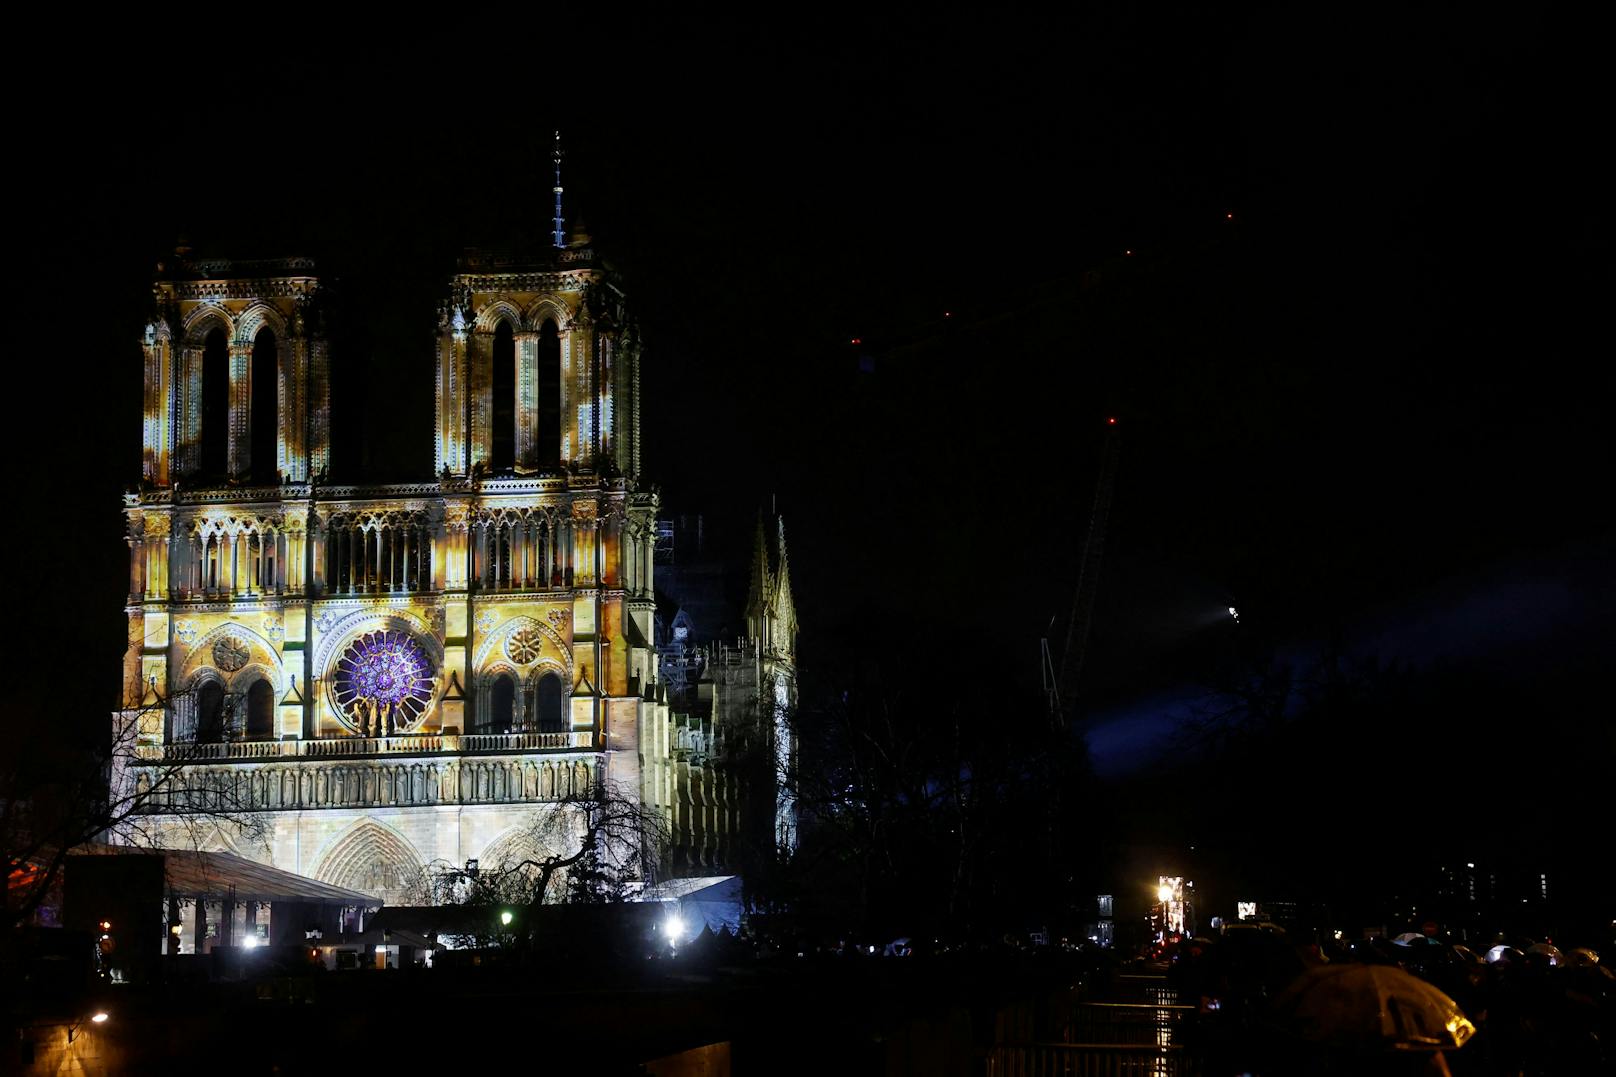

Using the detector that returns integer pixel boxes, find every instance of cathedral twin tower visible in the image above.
[117,234,775,908]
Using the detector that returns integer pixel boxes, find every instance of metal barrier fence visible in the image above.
[1110,975,1181,1007]
[1064,1002,1194,1047]
[986,1043,1195,1077]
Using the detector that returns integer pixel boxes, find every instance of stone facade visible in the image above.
[116,241,794,904]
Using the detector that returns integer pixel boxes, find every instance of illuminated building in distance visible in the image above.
[116,235,794,917]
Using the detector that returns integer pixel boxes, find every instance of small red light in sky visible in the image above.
[1125,249,1133,256]
[1226,213,1233,220]
[1107,417,1117,425]
[850,338,860,345]
[943,311,951,317]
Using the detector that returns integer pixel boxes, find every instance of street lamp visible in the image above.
[68,1012,109,1042]
[500,910,513,926]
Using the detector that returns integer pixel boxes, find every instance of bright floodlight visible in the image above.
[500,910,514,926]
[1157,885,1174,903]
[242,935,258,949]
[664,914,686,940]
[91,1013,109,1024]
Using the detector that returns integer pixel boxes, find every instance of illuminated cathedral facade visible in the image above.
[116,237,795,910]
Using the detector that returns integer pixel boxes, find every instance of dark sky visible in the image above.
[18,18,1609,786]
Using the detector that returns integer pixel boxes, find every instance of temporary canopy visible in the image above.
[636,875,743,942]
[71,845,374,906]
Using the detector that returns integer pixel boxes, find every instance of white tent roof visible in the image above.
[637,876,738,902]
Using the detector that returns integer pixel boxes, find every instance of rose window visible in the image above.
[506,626,544,665]
[332,630,435,728]
[213,637,250,672]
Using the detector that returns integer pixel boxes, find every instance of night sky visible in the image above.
[16,19,1611,905]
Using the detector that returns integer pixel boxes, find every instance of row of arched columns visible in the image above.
[170,529,292,599]
[323,518,432,595]
[133,496,648,603]
[471,514,575,591]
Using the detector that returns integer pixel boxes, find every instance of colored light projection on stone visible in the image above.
[333,630,434,733]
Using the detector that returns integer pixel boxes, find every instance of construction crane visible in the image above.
[1045,414,1122,728]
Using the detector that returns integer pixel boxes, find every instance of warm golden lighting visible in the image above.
[118,248,801,908]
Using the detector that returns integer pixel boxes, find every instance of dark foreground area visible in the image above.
[11,927,1613,1076]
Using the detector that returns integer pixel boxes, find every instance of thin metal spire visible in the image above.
[552,131,565,249]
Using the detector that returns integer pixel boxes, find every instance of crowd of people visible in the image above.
[1157,926,1613,1075]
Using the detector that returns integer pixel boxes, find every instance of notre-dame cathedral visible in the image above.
[115,226,797,913]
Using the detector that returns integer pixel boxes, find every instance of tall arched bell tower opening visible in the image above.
[434,239,641,481]
[142,255,330,488]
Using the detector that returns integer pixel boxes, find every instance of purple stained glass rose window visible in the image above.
[333,630,434,728]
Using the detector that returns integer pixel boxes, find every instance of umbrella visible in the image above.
[1526,943,1564,966]
[1270,964,1476,1052]
[1486,945,1524,964]
[1392,932,1440,947]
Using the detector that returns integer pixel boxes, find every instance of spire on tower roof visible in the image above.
[552,131,565,249]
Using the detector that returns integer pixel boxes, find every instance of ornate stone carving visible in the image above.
[213,636,251,672]
[476,608,500,634]
[546,608,570,628]
[176,620,199,646]
[263,617,284,643]
[506,626,544,665]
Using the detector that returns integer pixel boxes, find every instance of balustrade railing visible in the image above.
[986,1043,1191,1077]
[135,730,593,763]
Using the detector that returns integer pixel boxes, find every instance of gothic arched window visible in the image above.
[250,328,278,483]
[487,674,516,735]
[201,327,229,479]
[536,672,565,734]
[538,318,561,464]
[246,679,275,740]
[197,681,225,743]
[491,320,515,472]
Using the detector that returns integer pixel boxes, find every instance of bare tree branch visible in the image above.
[5,687,266,930]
